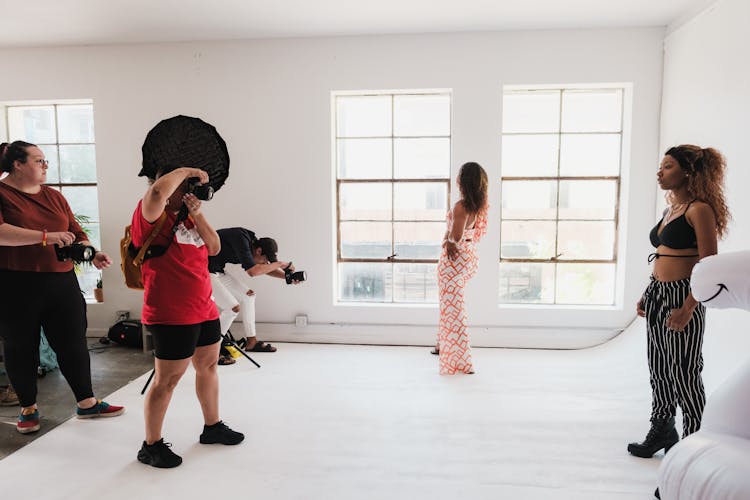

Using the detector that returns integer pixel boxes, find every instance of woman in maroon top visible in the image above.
[0,141,124,435]
[133,165,243,469]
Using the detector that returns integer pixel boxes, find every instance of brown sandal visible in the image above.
[246,341,277,353]
[218,354,236,365]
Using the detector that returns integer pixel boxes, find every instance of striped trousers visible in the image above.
[643,276,706,437]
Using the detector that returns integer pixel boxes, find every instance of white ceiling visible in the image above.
[0,0,716,48]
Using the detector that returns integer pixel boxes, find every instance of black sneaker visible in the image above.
[137,438,183,468]
[199,421,244,445]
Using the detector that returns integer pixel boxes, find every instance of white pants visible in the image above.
[210,266,256,339]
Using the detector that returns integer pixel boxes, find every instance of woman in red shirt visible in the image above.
[132,165,243,469]
[0,141,124,434]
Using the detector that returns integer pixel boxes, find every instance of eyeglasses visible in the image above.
[33,159,49,167]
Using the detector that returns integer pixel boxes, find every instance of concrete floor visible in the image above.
[0,341,153,460]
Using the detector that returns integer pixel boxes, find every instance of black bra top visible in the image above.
[649,202,697,249]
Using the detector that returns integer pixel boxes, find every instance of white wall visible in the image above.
[661,0,750,377]
[0,28,665,347]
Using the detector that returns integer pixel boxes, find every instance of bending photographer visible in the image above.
[209,227,302,355]
[132,166,243,469]
[0,141,124,435]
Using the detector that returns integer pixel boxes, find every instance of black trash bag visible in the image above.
[140,115,230,192]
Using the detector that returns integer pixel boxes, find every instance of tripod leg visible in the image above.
[141,368,155,395]
[222,334,260,368]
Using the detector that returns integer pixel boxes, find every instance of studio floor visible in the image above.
[0,318,731,499]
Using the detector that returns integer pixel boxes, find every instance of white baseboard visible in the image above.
[88,322,621,350]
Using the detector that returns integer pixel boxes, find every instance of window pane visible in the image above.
[501,180,557,220]
[338,263,392,302]
[8,106,56,143]
[501,221,556,259]
[499,262,554,304]
[557,221,615,260]
[393,94,450,137]
[561,89,622,133]
[77,266,99,299]
[558,180,616,220]
[340,222,391,259]
[394,183,447,221]
[39,144,60,184]
[336,96,391,137]
[501,134,558,177]
[337,139,391,179]
[394,263,438,303]
[80,222,101,249]
[60,186,99,221]
[394,222,444,259]
[339,183,391,220]
[560,134,621,176]
[394,138,450,179]
[57,105,95,143]
[59,145,97,183]
[556,263,615,305]
[502,91,560,133]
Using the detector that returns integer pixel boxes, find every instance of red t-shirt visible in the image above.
[0,181,88,272]
[130,200,218,325]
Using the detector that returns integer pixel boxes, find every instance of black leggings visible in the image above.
[0,270,94,408]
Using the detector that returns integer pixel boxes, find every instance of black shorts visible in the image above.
[146,319,221,360]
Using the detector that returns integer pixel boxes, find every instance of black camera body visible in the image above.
[54,243,96,263]
[284,262,306,285]
[187,177,214,201]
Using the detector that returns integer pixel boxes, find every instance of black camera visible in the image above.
[187,177,214,201]
[284,262,306,285]
[54,243,96,263]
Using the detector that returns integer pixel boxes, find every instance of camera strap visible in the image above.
[129,207,188,263]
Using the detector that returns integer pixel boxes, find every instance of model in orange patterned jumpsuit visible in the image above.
[436,162,489,375]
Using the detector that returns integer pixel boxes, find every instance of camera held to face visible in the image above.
[284,262,306,285]
[187,177,214,201]
[54,243,96,263]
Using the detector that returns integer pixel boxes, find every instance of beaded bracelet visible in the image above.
[41,229,48,247]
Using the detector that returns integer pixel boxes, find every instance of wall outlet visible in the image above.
[295,315,308,327]
[116,310,130,322]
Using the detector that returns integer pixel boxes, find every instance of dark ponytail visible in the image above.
[0,140,36,173]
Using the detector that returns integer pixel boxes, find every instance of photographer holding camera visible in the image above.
[209,227,304,356]
[132,166,243,469]
[0,141,124,435]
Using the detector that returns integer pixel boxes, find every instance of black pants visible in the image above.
[0,270,94,408]
[643,276,706,437]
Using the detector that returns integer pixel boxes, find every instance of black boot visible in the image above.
[627,417,679,458]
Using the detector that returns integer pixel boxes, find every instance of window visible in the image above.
[499,88,624,305]
[3,101,101,299]
[334,92,451,303]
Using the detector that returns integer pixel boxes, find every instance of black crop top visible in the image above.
[649,203,698,249]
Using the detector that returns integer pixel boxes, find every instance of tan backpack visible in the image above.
[120,212,168,290]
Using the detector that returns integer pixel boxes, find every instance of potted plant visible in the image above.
[94,276,104,303]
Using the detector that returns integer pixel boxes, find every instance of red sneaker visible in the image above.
[17,409,40,434]
[76,400,125,419]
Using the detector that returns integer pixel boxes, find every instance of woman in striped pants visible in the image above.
[628,145,730,459]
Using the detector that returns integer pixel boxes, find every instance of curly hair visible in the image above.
[665,145,731,238]
[457,162,488,215]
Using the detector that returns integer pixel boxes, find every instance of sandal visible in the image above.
[246,341,277,353]
[218,354,236,365]
[430,346,439,355]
